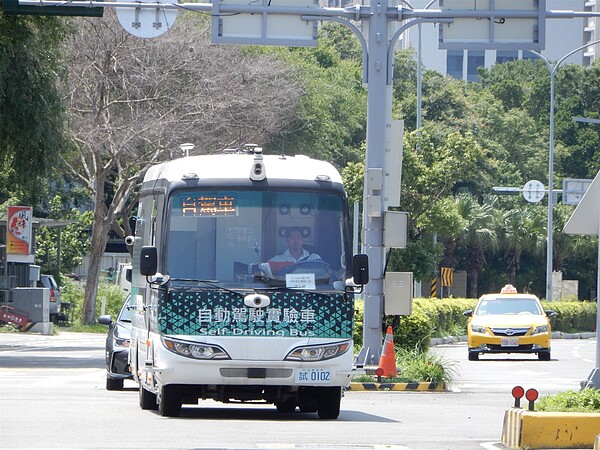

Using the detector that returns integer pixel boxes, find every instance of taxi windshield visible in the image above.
[475,297,543,315]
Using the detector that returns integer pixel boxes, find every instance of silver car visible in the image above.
[37,274,61,323]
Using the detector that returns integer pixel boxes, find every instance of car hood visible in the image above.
[471,314,548,328]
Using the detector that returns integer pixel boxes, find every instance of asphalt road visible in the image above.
[430,337,598,396]
[0,332,596,450]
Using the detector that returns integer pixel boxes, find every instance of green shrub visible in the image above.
[60,279,127,325]
[353,297,595,353]
[396,346,456,384]
[541,300,597,333]
[394,309,434,351]
[537,389,600,413]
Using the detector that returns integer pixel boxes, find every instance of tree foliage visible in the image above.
[6,18,600,304]
[0,14,68,203]
[62,12,304,322]
[263,23,366,168]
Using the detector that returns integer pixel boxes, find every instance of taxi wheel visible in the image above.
[468,352,479,361]
[538,351,551,361]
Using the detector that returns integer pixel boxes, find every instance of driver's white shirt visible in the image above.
[269,248,321,263]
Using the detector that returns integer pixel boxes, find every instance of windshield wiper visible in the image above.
[168,278,245,298]
[257,286,333,300]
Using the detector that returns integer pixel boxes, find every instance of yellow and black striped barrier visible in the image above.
[430,278,437,298]
[348,382,446,392]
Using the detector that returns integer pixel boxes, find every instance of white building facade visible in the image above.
[400,0,594,80]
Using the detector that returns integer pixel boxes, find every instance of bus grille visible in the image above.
[220,368,293,379]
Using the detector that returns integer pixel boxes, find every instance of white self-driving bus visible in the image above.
[129,147,368,419]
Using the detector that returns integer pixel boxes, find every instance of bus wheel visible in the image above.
[275,398,296,413]
[298,399,318,413]
[139,384,157,410]
[317,387,341,420]
[159,385,182,417]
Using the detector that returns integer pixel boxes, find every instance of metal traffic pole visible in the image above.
[529,39,600,302]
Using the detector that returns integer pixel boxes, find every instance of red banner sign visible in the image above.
[6,206,32,255]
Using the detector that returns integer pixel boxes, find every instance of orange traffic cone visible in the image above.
[378,326,397,378]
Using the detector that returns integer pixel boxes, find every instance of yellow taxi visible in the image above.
[463,285,557,361]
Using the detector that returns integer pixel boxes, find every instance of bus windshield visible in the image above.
[165,189,349,290]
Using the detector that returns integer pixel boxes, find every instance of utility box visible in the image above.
[11,288,49,323]
[384,272,413,315]
[28,265,41,287]
[384,211,408,248]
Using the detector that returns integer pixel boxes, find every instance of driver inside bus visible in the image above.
[267,227,322,274]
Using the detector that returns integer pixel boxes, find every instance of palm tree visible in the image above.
[498,205,546,286]
[455,194,499,298]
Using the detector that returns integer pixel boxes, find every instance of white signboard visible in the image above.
[439,0,545,51]
[211,0,318,47]
[522,180,545,203]
[563,178,592,206]
[286,273,316,290]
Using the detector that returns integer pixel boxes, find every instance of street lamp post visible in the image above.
[416,0,439,132]
[530,39,600,301]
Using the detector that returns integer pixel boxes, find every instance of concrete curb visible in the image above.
[348,382,447,392]
[501,407,600,449]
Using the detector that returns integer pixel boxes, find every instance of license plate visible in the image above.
[295,368,331,384]
[501,337,519,347]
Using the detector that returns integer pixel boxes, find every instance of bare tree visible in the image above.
[61,11,303,323]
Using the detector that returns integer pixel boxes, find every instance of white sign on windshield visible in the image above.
[286,273,316,290]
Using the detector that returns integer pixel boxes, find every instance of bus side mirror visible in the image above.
[125,268,132,283]
[140,246,158,276]
[352,254,369,285]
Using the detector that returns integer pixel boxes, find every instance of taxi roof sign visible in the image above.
[500,284,518,294]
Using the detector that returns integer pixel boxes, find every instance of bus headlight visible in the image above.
[162,337,230,360]
[285,341,350,362]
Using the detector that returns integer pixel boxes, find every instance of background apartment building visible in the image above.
[403,0,594,79]
[325,0,597,78]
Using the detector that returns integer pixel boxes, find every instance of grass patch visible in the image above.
[537,389,600,413]
[60,323,107,333]
[352,346,456,384]
[397,346,456,384]
[0,323,22,333]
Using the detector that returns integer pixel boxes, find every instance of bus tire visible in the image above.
[317,387,341,420]
[159,385,182,417]
[139,384,157,410]
[275,398,296,413]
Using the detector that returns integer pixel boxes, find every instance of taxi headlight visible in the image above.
[285,341,350,362]
[532,325,548,335]
[470,324,487,334]
[162,337,230,360]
